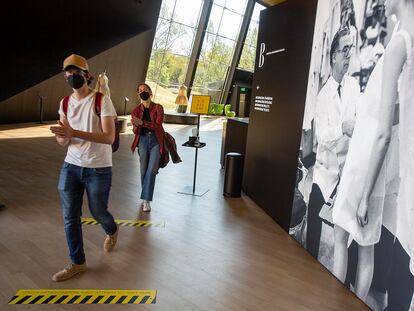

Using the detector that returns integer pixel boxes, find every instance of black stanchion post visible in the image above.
[178,113,209,197]
[124,97,129,116]
[193,147,198,194]
[191,114,201,194]
[178,95,210,197]
[38,95,46,124]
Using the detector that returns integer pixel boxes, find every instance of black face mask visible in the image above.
[67,74,85,89]
[139,91,150,101]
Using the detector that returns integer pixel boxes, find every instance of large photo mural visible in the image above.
[289,0,414,310]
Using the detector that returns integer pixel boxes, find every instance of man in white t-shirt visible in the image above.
[50,54,118,282]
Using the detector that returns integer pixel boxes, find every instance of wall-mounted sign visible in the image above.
[254,95,273,113]
[190,95,210,115]
[243,0,317,235]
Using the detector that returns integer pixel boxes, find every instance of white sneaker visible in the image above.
[142,201,151,212]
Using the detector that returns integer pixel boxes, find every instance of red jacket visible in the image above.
[131,102,165,154]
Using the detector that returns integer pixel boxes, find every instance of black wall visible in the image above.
[243,0,317,231]
[0,0,161,102]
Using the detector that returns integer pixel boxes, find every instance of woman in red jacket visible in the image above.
[131,83,164,212]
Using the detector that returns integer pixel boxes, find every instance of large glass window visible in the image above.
[146,0,203,110]
[192,0,248,104]
[147,0,265,110]
[238,2,266,72]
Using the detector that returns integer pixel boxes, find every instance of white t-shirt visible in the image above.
[58,91,117,168]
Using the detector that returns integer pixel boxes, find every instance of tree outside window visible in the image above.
[146,0,262,110]
[238,2,265,72]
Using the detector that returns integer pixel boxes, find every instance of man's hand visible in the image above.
[132,116,143,126]
[342,120,355,137]
[50,119,74,139]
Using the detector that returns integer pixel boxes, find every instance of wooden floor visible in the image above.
[0,118,368,310]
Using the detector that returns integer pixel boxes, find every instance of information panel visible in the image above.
[243,0,317,232]
[190,95,210,115]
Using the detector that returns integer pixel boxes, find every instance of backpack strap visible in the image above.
[62,96,70,116]
[62,93,104,119]
[94,92,104,117]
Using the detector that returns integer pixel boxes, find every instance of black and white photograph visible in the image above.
[290,0,414,310]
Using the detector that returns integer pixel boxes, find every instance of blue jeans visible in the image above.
[58,162,117,265]
[138,133,160,201]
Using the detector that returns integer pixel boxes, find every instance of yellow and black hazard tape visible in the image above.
[81,217,165,228]
[9,289,156,305]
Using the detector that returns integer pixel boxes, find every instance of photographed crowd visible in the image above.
[290,0,414,310]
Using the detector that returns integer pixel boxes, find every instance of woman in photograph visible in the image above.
[364,0,414,308]
[332,0,412,301]
[130,83,165,212]
[341,0,361,75]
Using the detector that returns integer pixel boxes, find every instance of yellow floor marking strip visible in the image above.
[9,290,157,305]
[80,217,165,228]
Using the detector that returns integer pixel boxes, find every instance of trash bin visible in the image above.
[117,117,127,133]
[223,152,244,197]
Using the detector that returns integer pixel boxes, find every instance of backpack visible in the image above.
[62,92,120,152]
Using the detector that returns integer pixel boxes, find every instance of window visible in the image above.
[192,0,248,104]
[146,0,203,110]
[147,0,263,110]
[238,2,265,72]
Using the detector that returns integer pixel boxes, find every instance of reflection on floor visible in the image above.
[0,117,368,310]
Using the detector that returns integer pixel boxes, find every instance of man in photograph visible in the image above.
[306,27,360,259]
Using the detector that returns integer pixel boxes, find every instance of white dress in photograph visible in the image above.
[332,41,401,246]
[395,30,414,275]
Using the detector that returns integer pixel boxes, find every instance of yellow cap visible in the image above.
[63,54,89,71]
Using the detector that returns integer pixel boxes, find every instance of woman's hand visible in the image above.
[132,116,143,126]
[357,199,369,227]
